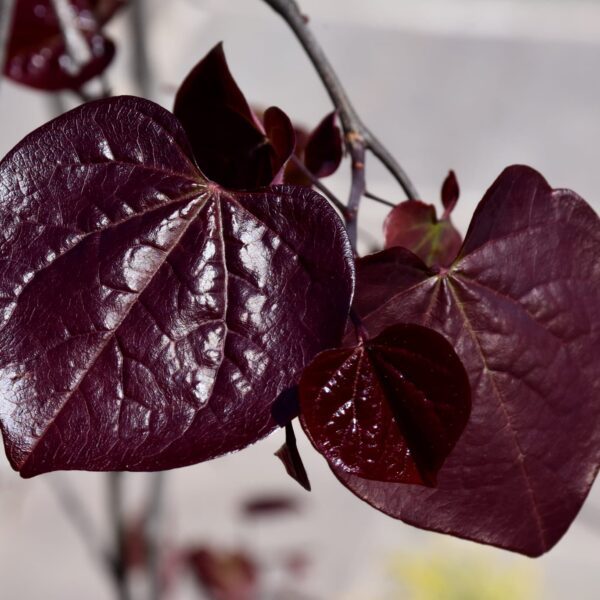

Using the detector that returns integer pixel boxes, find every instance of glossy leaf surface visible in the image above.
[0,96,354,477]
[300,324,470,485]
[173,43,295,190]
[6,0,123,91]
[338,165,600,556]
[304,111,343,178]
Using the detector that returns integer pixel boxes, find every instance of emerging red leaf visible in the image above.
[173,43,296,190]
[5,0,124,91]
[441,170,459,215]
[300,324,470,486]
[304,111,343,178]
[383,172,462,268]
[0,96,354,478]
[337,165,600,556]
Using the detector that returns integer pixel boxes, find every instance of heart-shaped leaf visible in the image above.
[300,323,470,485]
[336,165,600,556]
[304,111,343,179]
[0,96,354,478]
[5,0,123,91]
[383,171,462,268]
[173,43,295,190]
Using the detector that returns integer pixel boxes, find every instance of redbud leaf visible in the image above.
[173,43,295,190]
[5,0,123,91]
[441,170,459,215]
[0,96,354,478]
[304,111,343,178]
[337,165,600,556]
[300,324,470,486]
[383,200,462,268]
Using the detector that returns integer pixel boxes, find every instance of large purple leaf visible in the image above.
[5,0,123,91]
[336,165,600,556]
[0,96,354,477]
[173,43,295,190]
[299,324,470,486]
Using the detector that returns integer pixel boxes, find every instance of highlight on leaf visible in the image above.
[338,165,600,556]
[173,42,296,190]
[0,95,354,478]
[383,170,462,267]
[299,323,471,486]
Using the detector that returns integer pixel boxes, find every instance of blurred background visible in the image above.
[1,0,599,598]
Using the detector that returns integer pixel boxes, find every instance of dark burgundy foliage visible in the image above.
[0,96,354,477]
[384,171,462,267]
[300,324,470,486]
[441,170,459,215]
[274,423,311,491]
[304,111,343,178]
[187,547,257,600]
[339,165,600,556]
[174,43,296,190]
[5,0,124,91]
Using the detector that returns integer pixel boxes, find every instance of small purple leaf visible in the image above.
[338,165,600,556]
[300,324,470,485]
[275,423,311,491]
[304,111,343,178]
[0,96,354,477]
[441,170,459,216]
[173,43,295,190]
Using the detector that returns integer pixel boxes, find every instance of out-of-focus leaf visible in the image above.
[300,324,470,485]
[187,547,257,600]
[0,96,354,477]
[5,0,124,91]
[337,165,600,556]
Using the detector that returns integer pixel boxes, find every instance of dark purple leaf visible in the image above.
[337,165,600,556]
[5,0,123,91]
[0,96,354,477]
[275,423,311,491]
[262,106,296,185]
[304,111,343,178]
[173,43,295,190]
[300,324,470,485]
[441,170,459,215]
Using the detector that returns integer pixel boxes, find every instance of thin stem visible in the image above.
[48,476,114,574]
[0,0,17,83]
[146,472,165,600]
[346,136,366,249]
[129,0,152,98]
[108,472,131,600]
[364,190,395,208]
[261,0,419,202]
[289,155,348,218]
